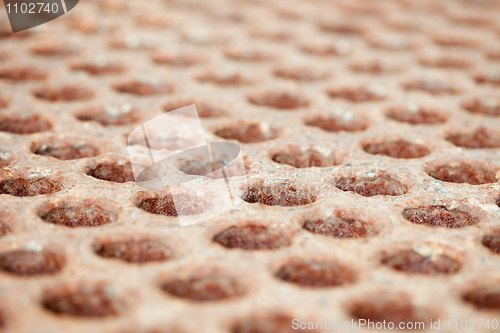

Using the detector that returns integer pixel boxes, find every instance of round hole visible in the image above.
[197,71,251,86]
[426,161,497,185]
[0,95,10,109]
[386,105,448,125]
[87,161,135,183]
[248,91,309,110]
[42,283,127,317]
[0,66,47,82]
[0,248,65,276]
[446,127,500,148]
[71,62,124,76]
[481,231,500,254]
[327,85,387,102]
[461,97,500,117]
[152,51,205,67]
[402,79,458,95]
[163,99,227,118]
[40,201,115,227]
[232,314,308,333]
[214,224,293,250]
[474,70,500,86]
[137,193,209,217]
[382,246,461,274]
[30,43,75,57]
[350,292,433,327]
[273,66,328,82]
[0,113,52,134]
[276,259,356,287]
[419,56,472,69]
[362,139,430,159]
[463,286,500,311]
[75,105,142,126]
[0,176,63,197]
[335,171,407,197]
[113,80,173,96]
[303,213,377,238]
[243,179,316,206]
[402,205,477,228]
[32,138,100,160]
[33,84,94,102]
[271,145,339,168]
[161,270,245,302]
[214,121,278,143]
[94,238,173,263]
[224,48,275,62]
[306,111,369,132]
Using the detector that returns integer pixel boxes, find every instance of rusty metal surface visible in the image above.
[1,0,500,332]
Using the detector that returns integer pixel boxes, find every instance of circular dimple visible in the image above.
[386,105,448,125]
[113,80,173,96]
[0,95,10,109]
[273,66,328,81]
[482,231,500,254]
[335,171,407,197]
[214,224,292,250]
[474,70,500,86]
[446,127,500,149]
[153,51,205,67]
[350,292,432,327]
[426,161,497,185]
[163,99,227,118]
[161,271,245,302]
[87,161,135,183]
[30,43,75,56]
[271,145,338,168]
[362,139,430,159]
[243,179,316,207]
[432,34,480,48]
[32,138,100,160]
[232,314,305,333]
[94,238,173,263]
[248,91,309,110]
[75,105,142,126]
[306,112,369,132]
[71,62,124,76]
[349,60,396,74]
[33,85,94,102]
[214,121,278,143]
[462,97,500,117]
[327,85,387,102]
[403,79,458,95]
[0,66,47,82]
[319,22,366,35]
[419,56,472,69]
[137,193,209,217]
[42,283,126,317]
[303,213,376,238]
[224,48,275,62]
[300,40,352,56]
[0,176,63,197]
[41,202,115,228]
[0,213,10,237]
[0,113,52,134]
[0,248,65,276]
[276,259,356,287]
[403,205,476,228]
[463,286,500,311]
[197,71,251,86]
[382,248,461,274]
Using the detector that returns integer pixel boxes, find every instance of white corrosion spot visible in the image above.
[413,243,433,258]
[24,241,43,252]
